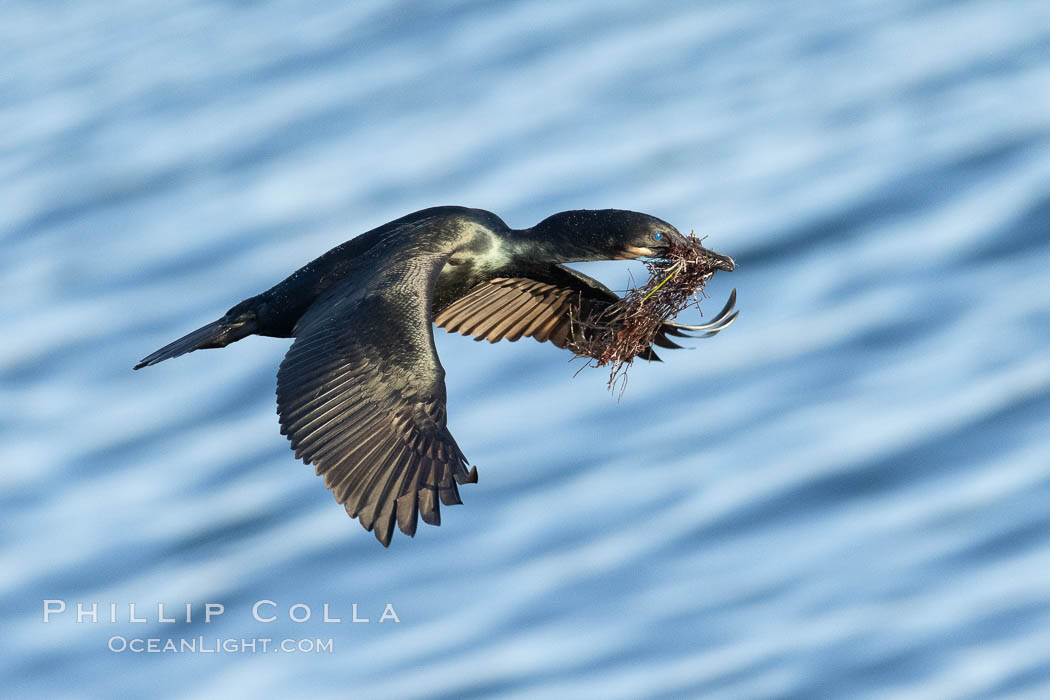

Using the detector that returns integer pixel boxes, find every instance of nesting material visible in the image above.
[567,233,734,394]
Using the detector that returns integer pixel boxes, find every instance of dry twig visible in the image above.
[567,232,733,396]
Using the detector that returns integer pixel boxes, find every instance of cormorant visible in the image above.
[135,207,737,546]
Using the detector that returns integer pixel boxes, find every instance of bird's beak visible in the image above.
[620,245,655,259]
[621,242,674,260]
[708,252,735,272]
[617,243,734,269]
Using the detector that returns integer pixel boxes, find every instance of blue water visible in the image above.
[3,1,1049,697]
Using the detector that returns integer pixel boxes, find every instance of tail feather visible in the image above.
[134,317,256,370]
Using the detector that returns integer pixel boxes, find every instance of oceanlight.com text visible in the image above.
[108,636,335,654]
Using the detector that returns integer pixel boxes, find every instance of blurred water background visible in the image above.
[2,0,1049,697]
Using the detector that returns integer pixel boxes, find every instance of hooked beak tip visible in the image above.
[709,253,735,272]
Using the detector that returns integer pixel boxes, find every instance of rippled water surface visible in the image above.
[3,1,1050,698]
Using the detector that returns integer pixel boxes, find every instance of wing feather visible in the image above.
[277,250,475,547]
[435,268,733,360]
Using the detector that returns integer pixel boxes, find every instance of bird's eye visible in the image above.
[653,232,663,241]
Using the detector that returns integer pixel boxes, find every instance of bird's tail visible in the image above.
[134,315,258,370]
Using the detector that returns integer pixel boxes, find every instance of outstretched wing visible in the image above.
[434,264,737,360]
[277,252,477,547]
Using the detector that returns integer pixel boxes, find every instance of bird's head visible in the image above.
[529,209,734,270]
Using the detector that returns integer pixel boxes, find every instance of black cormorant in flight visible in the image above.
[135,207,737,546]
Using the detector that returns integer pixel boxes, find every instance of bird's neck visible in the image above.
[509,226,598,264]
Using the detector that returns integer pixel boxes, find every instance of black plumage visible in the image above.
[135,206,737,546]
